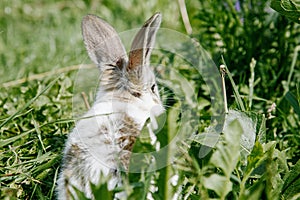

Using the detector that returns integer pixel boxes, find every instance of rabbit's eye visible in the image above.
[151,84,156,93]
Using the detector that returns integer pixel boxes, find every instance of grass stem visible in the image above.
[177,0,193,35]
[2,64,95,88]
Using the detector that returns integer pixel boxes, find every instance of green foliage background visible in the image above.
[0,0,299,199]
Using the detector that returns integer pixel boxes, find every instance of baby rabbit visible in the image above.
[56,12,164,199]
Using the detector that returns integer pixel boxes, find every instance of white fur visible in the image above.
[56,13,163,199]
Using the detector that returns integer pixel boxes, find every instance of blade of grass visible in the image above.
[0,117,74,148]
[50,166,60,200]
[178,0,193,35]
[286,45,300,93]
[0,129,34,148]
[32,113,46,153]
[30,184,38,200]
[221,56,246,111]
[1,64,95,87]
[285,91,300,117]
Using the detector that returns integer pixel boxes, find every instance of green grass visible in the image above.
[1,0,300,199]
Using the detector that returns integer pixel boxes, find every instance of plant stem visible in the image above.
[220,65,229,114]
[249,58,256,109]
[177,0,193,35]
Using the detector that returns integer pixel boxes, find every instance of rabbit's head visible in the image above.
[81,13,164,129]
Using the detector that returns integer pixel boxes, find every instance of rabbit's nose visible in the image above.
[150,105,165,131]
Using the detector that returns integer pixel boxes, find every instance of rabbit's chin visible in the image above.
[124,102,164,132]
[90,97,163,130]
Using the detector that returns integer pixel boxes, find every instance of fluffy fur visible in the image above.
[56,13,163,199]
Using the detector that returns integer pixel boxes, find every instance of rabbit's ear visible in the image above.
[82,15,127,68]
[128,13,161,70]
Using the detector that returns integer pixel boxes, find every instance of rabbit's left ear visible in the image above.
[82,15,127,68]
[128,13,161,70]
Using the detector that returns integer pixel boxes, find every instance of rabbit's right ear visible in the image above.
[82,15,127,68]
[128,13,161,70]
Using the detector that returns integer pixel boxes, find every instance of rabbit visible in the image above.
[56,12,164,200]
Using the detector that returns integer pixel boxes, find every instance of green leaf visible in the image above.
[221,61,246,111]
[191,132,220,148]
[203,174,232,198]
[210,119,242,178]
[271,0,300,23]
[71,186,91,200]
[70,173,113,200]
[255,113,266,143]
[240,142,287,199]
[240,177,265,200]
[285,91,300,117]
[282,159,300,199]
[128,162,156,200]
[90,180,113,200]
[244,141,264,176]
[223,110,257,160]
[239,142,267,199]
